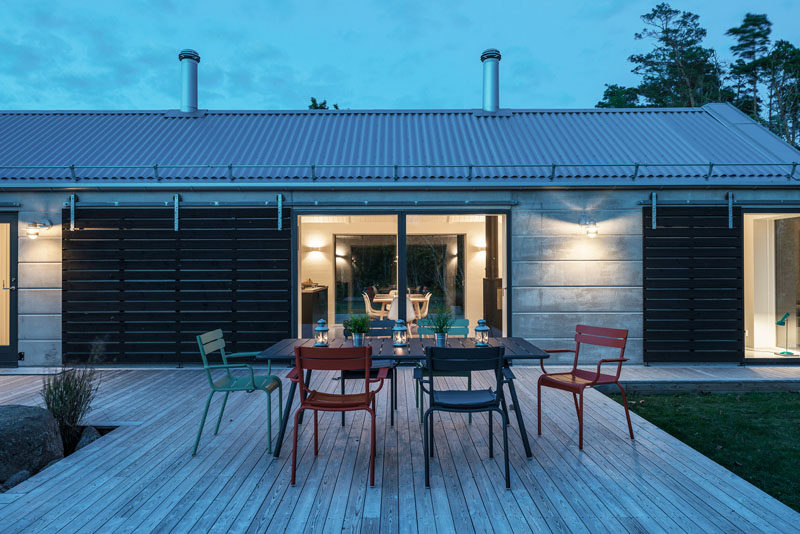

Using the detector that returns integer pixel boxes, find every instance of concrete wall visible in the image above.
[3,187,799,366]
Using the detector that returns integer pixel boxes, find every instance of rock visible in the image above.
[75,426,101,451]
[3,470,31,489]
[0,405,64,485]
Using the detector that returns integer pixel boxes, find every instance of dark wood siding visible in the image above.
[62,207,292,364]
[643,206,744,363]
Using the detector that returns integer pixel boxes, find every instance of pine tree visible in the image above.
[309,97,339,110]
[596,84,641,108]
[726,13,772,118]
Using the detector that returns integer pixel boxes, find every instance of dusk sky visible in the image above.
[2,0,799,111]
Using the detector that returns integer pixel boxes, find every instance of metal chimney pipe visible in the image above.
[480,48,501,112]
[178,49,200,113]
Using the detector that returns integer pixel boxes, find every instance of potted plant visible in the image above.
[343,314,371,347]
[428,308,454,347]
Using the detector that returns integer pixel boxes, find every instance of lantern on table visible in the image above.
[393,319,408,347]
[314,319,329,346]
[475,319,490,346]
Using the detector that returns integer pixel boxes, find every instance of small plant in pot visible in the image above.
[428,308,454,347]
[343,314,371,347]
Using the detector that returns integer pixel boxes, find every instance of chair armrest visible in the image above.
[502,368,516,381]
[225,351,259,358]
[540,349,576,375]
[595,358,628,380]
[206,364,256,389]
[286,368,300,382]
[413,367,424,381]
[369,367,389,382]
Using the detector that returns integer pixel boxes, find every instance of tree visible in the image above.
[596,84,641,108]
[726,13,772,118]
[627,3,727,107]
[764,40,800,145]
[308,97,339,110]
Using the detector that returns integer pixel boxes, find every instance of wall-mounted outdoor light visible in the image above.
[580,218,598,238]
[26,220,52,240]
[314,318,329,346]
[393,319,408,347]
[475,319,490,346]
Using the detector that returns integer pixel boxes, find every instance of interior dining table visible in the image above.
[372,293,428,317]
[255,336,549,458]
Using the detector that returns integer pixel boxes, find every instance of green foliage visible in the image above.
[42,366,100,453]
[609,391,800,512]
[727,13,772,117]
[427,307,454,334]
[309,97,339,110]
[596,84,641,108]
[343,314,371,334]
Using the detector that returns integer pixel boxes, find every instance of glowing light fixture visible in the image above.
[393,319,408,347]
[26,220,52,240]
[580,219,598,238]
[475,319,490,346]
[314,319,329,346]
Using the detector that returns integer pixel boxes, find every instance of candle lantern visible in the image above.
[475,319,490,346]
[393,319,408,347]
[314,318,329,346]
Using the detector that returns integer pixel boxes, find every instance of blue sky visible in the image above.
[1,0,798,110]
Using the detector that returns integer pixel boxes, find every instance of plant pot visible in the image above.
[353,333,366,347]
[435,333,447,347]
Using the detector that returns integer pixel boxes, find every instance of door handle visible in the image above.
[1,279,15,291]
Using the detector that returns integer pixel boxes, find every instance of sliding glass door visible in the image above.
[0,214,18,367]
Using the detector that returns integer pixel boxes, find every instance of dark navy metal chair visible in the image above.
[415,346,510,488]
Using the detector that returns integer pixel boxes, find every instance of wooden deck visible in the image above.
[0,367,798,533]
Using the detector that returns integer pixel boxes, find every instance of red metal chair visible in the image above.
[537,325,634,450]
[290,346,387,486]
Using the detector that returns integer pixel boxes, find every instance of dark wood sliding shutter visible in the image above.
[643,206,743,363]
[62,207,291,364]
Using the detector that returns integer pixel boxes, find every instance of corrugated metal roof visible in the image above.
[0,103,798,187]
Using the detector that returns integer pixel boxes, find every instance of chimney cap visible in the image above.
[480,48,501,62]
[179,49,201,63]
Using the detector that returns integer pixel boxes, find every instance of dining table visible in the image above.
[372,292,428,317]
[255,336,549,458]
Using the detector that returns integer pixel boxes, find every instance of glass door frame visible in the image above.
[742,207,800,364]
[292,208,512,337]
[0,213,18,368]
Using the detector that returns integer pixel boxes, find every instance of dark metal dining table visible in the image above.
[255,337,549,458]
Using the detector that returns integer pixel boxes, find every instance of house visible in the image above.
[1,48,799,368]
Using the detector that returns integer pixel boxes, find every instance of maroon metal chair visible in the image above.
[290,346,387,486]
[537,325,634,449]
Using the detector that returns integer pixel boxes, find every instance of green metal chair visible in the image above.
[192,329,282,455]
[415,319,474,422]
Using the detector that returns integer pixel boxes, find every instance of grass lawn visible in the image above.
[607,391,800,512]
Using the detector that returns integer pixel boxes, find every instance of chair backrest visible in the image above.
[362,292,378,315]
[425,346,505,394]
[418,293,432,318]
[196,329,227,367]
[417,318,434,338]
[449,318,470,337]
[343,319,394,338]
[573,324,629,371]
[295,346,372,397]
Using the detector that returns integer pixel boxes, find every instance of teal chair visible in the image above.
[192,329,282,455]
[415,319,474,422]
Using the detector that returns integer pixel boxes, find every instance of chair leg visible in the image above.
[423,409,431,487]
[578,392,584,450]
[429,410,435,457]
[291,408,303,485]
[192,390,214,456]
[467,373,472,425]
[314,410,319,456]
[500,408,510,489]
[369,407,377,486]
[488,409,494,458]
[617,382,635,440]
[390,371,395,427]
[572,392,580,419]
[266,391,273,454]
[415,375,419,408]
[341,372,346,427]
[537,379,542,436]
[214,391,229,435]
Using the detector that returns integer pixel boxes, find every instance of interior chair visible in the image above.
[193,329,282,455]
[290,346,387,486]
[415,318,473,421]
[342,320,399,425]
[538,325,634,450]
[362,291,388,320]
[415,346,510,488]
[415,292,433,321]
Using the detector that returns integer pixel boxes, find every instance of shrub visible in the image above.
[41,340,103,453]
[427,307,454,334]
[343,314,371,334]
